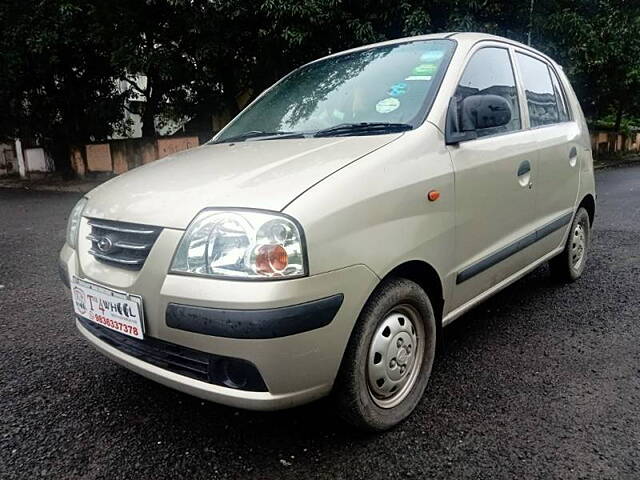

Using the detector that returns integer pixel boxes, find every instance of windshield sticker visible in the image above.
[332,109,345,120]
[376,97,400,114]
[388,82,407,97]
[420,50,444,62]
[405,75,432,81]
[411,63,438,77]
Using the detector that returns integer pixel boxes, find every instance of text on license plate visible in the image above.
[71,277,144,339]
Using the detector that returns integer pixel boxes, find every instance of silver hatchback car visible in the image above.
[60,32,595,431]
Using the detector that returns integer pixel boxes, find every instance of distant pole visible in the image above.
[527,0,535,46]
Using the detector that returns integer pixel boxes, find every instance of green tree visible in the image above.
[173,0,425,124]
[2,0,640,178]
[100,0,198,137]
[540,0,640,130]
[0,0,125,174]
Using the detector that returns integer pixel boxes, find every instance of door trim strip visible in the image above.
[456,211,573,284]
[444,246,564,327]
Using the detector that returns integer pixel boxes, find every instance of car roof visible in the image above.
[448,32,559,66]
[308,32,560,70]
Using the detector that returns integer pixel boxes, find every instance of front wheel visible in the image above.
[549,207,591,282]
[333,278,437,431]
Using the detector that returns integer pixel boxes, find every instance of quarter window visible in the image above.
[549,68,570,122]
[515,53,565,127]
[455,47,521,138]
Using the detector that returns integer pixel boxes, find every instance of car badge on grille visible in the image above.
[96,235,114,253]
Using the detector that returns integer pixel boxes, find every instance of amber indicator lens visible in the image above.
[427,190,440,201]
[255,244,289,274]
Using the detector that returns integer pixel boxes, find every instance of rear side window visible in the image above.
[455,47,521,138]
[515,53,565,127]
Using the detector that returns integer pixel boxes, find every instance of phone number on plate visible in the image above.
[92,314,140,337]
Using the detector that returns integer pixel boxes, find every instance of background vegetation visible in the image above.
[1,0,639,171]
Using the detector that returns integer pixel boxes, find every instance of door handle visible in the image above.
[569,146,578,167]
[517,160,531,177]
[517,160,532,188]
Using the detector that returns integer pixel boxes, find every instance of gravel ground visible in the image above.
[1,165,639,479]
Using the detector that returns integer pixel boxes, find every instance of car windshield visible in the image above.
[214,39,455,142]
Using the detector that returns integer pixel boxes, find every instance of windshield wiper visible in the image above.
[215,130,305,143]
[313,122,413,138]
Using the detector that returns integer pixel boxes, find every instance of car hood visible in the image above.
[84,135,401,229]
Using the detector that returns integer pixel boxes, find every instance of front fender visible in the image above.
[284,126,455,296]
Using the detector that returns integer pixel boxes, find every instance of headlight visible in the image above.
[170,209,307,280]
[66,198,87,248]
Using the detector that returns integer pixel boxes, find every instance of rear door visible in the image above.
[447,45,541,310]
[513,52,581,255]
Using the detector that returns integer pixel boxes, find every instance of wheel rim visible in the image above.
[366,304,425,409]
[571,220,587,270]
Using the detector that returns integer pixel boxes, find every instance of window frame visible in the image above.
[445,40,577,145]
[547,64,573,122]
[512,49,574,130]
[449,43,525,143]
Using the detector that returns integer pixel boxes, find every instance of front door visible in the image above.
[447,46,540,310]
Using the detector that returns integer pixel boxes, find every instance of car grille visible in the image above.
[87,219,162,270]
[79,316,212,382]
[77,316,268,392]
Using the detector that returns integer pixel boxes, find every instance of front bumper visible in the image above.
[76,318,327,410]
[60,233,378,410]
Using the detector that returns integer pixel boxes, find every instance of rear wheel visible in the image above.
[549,207,591,282]
[333,278,437,431]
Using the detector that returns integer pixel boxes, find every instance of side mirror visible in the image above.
[445,94,512,145]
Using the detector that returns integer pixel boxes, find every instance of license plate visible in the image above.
[71,277,145,339]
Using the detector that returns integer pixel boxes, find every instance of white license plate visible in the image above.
[71,277,145,339]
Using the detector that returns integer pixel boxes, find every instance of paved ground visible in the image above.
[1,165,639,479]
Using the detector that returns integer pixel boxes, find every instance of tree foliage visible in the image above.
[1,0,640,172]
[0,1,125,172]
[540,0,640,129]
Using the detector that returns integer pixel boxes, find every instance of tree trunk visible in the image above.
[220,71,241,120]
[614,100,624,132]
[48,138,74,179]
[140,70,158,138]
[141,99,157,138]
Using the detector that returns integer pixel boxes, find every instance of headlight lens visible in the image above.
[171,210,307,279]
[66,198,87,248]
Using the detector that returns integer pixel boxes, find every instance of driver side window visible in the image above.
[455,47,521,138]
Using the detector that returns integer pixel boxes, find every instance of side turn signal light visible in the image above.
[427,190,440,202]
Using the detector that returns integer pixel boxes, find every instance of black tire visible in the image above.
[333,278,437,432]
[549,207,591,282]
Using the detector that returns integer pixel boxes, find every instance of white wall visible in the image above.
[24,147,54,172]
